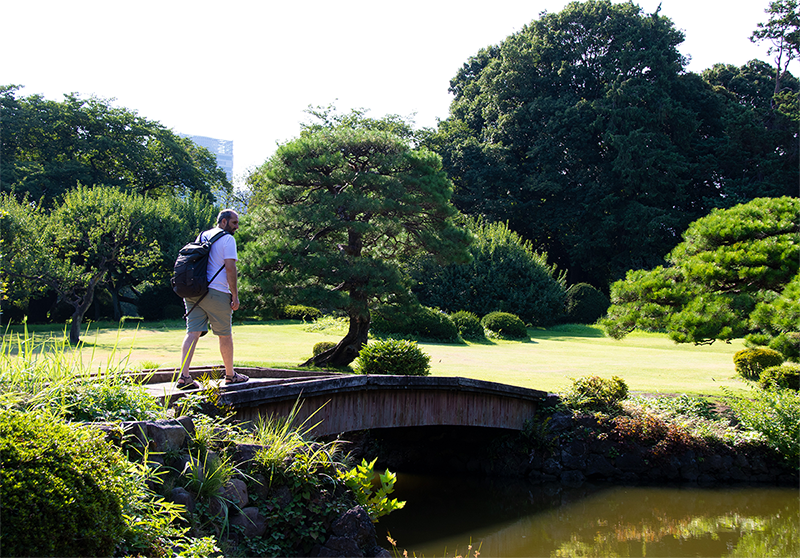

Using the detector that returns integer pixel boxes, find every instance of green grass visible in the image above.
[1,321,748,396]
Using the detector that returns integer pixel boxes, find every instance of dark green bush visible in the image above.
[733,348,785,381]
[450,310,484,339]
[0,410,129,557]
[410,218,567,326]
[371,305,459,342]
[769,332,800,362]
[565,375,629,413]
[281,304,322,321]
[313,341,337,356]
[355,339,431,376]
[565,283,610,324]
[759,364,800,390]
[481,311,528,339]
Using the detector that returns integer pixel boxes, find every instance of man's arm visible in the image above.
[224,258,239,311]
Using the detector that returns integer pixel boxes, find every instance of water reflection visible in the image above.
[378,474,799,557]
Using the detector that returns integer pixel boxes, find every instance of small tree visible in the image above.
[751,0,800,100]
[240,127,471,367]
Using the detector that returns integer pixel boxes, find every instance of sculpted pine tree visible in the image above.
[240,128,471,367]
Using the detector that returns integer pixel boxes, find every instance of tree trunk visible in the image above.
[301,302,370,368]
[67,273,104,344]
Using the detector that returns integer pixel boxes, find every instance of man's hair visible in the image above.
[217,209,237,224]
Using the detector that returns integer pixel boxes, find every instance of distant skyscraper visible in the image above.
[179,134,234,182]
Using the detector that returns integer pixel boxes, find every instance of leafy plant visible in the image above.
[481,311,528,339]
[338,458,406,521]
[759,364,800,391]
[354,339,431,376]
[450,310,484,339]
[371,304,459,342]
[313,341,337,356]
[734,347,785,380]
[565,283,610,324]
[281,304,322,321]
[565,375,629,414]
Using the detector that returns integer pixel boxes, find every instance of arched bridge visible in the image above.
[143,367,549,437]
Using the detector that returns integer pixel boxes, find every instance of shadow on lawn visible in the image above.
[529,324,607,340]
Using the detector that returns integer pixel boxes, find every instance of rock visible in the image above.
[331,506,376,549]
[542,458,563,475]
[170,486,196,513]
[585,454,618,477]
[561,470,585,487]
[548,412,573,434]
[146,420,186,452]
[176,415,195,437]
[233,443,262,464]
[219,479,249,509]
[561,441,587,470]
[615,451,647,473]
[317,536,363,557]
[230,506,267,537]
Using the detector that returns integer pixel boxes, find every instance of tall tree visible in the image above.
[751,0,800,99]
[0,86,230,206]
[429,0,795,289]
[240,127,471,367]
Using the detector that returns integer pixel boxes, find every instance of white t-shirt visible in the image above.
[200,227,237,294]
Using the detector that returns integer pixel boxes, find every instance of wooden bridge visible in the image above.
[141,367,549,437]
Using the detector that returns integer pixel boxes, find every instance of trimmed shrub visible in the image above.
[281,304,322,321]
[759,364,800,390]
[450,310,484,339]
[565,375,629,414]
[769,332,800,362]
[481,311,528,339]
[371,305,459,342]
[410,218,567,326]
[565,283,610,324]
[733,348,784,381]
[354,339,431,376]
[313,341,337,356]
[0,410,130,557]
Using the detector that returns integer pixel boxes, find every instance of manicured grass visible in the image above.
[2,321,748,396]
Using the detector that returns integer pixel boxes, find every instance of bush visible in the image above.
[565,375,629,413]
[769,332,800,362]
[371,305,459,342]
[759,364,800,390]
[565,283,610,324]
[481,311,528,339]
[410,218,567,326]
[313,341,337,356]
[450,310,484,339]
[61,379,163,422]
[354,339,431,376]
[733,348,785,381]
[281,304,322,321]
[0,410,130,557]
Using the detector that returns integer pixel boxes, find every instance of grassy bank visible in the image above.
[2,321,747,396]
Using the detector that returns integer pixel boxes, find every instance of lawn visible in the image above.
[3,320,749,396]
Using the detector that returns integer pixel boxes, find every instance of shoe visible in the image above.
[176,376,200,390]
[225,372,249,385]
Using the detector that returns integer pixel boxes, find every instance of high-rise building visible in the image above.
[179,134,234,182]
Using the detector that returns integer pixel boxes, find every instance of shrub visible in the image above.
[759,364,800,390]
[354,339,431,376]
[769,332,800,362]
[371,305,459,342]
[410,218,567,326]
[281,304,322,321]
[733,348,784,381]
[313,341,337,356]
[565,375,629,413]
[481,311,528,339]
[450,310,484,339]
[0,409,130,557]
[565,283,610,324]
[61,379,163,422]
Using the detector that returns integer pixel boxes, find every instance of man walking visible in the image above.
[176,209,249,389]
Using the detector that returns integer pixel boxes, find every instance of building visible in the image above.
[179,134,234,182]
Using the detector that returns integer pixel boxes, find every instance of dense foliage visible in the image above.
[449,310,484,339]
[565,283,610,324]
[564,375,629,414]
[428,0,798,288]
[410,218,567,326]
[481,311,528,339]
[240,124,471,366]
[371,304,459,342]
[603,197,800,347]
[734,348,786,381]
[759,363,800,390]
[354,339,431,376]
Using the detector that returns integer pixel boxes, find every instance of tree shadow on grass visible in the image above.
[530,324,607,340]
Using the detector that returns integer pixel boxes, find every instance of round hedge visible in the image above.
[370,305,459,342]
[759,364,800,390]
[354,339,431,376]
[733,347,785,381]
[313,341,337,356]
[450,310,484,339]
[0,410,130,557]
[565,283,610,324]
[481,311,528,339]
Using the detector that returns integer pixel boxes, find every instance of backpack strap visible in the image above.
[182,230,229,318]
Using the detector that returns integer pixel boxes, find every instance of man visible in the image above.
[176,209,249,389]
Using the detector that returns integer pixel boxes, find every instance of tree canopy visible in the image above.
[428,0,798,288]
[602,197,800,350]
[0,86,231,206]
[240,126,471,366]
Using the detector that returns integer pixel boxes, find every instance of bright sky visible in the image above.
[3,0,789,184]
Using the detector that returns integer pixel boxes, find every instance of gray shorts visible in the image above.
[185,289,232,336]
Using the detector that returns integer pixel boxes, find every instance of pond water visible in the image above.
[377,474,799,557]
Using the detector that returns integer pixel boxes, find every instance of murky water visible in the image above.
[377,474,799,557]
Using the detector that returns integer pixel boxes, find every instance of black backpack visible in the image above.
[171,230,227,314]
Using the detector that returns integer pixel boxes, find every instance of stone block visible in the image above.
[230,507,267,538]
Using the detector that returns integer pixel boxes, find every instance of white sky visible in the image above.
[3,0,791,184]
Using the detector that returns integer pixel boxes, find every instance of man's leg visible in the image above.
[218,334,234,379]
[180,331,202,378]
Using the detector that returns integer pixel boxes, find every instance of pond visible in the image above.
[377,474,799,557]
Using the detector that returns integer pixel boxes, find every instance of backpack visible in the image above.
[171,230,227,303]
